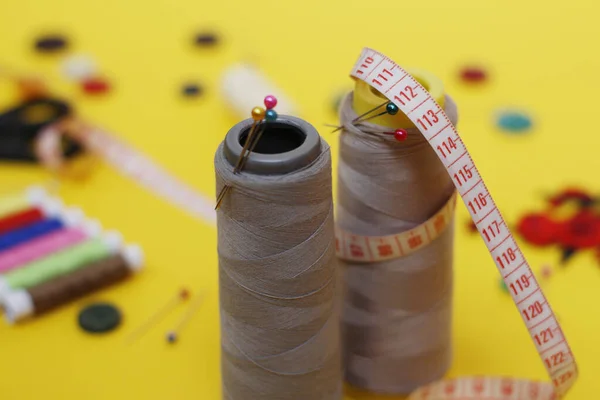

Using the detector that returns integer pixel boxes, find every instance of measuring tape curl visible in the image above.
[336,192,457,262]
[409,377,555,400]
[349,48,577,399]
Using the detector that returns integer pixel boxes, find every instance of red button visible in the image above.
[82,78,110,94]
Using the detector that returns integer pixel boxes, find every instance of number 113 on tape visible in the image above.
[350,48,578,399]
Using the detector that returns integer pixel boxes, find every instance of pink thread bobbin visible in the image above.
[0,213,99,274]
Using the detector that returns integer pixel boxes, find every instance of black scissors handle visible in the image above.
[0,97,83,162]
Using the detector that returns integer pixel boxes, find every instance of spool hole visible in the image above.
[239,122,306,155]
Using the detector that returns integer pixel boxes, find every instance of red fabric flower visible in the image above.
[517,213,560,246]
[548,188,593,207]
[556,210,600,249]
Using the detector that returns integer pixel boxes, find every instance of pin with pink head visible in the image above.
[264,95,278,110]
[263,95,278,121]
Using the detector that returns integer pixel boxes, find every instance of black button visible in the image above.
[78,303,122,334]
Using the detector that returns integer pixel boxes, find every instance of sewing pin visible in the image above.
[215,106,265,209]
[215,125,259,209]
[360,102,399,122]
[330,101,398,133]
[216,96,278,210]
[166,292,205,344]
[238,108,278,171]
[125,287,191,344]
[330,100,389,133]
[238,96,277,169]
[234,106,265,171]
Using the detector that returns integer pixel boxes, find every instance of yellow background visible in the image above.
[0,0,598,398]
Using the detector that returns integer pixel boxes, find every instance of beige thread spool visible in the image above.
[338,71,458,396]
[215,115,342,399]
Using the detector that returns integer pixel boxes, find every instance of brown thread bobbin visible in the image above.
[2,245,143,323]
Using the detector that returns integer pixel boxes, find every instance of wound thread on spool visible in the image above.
[2,245,143,323]
[0,198,77,254]
[0,208,45,235]
[337,73,458,394]
[0,193,64,235]
[0,217,98,274]
[0,232,122,298]
[0,218,65,252]
[215,115,342,399]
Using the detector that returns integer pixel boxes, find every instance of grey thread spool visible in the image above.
[215,115,342,400]
[338,82,459,394]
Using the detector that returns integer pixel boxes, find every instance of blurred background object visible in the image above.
[1,0,599,399]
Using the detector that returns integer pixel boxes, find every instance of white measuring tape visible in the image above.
[347,48,577,399]
[36,120,216,225]
[409,377,556,400]
[336,192,457,262]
